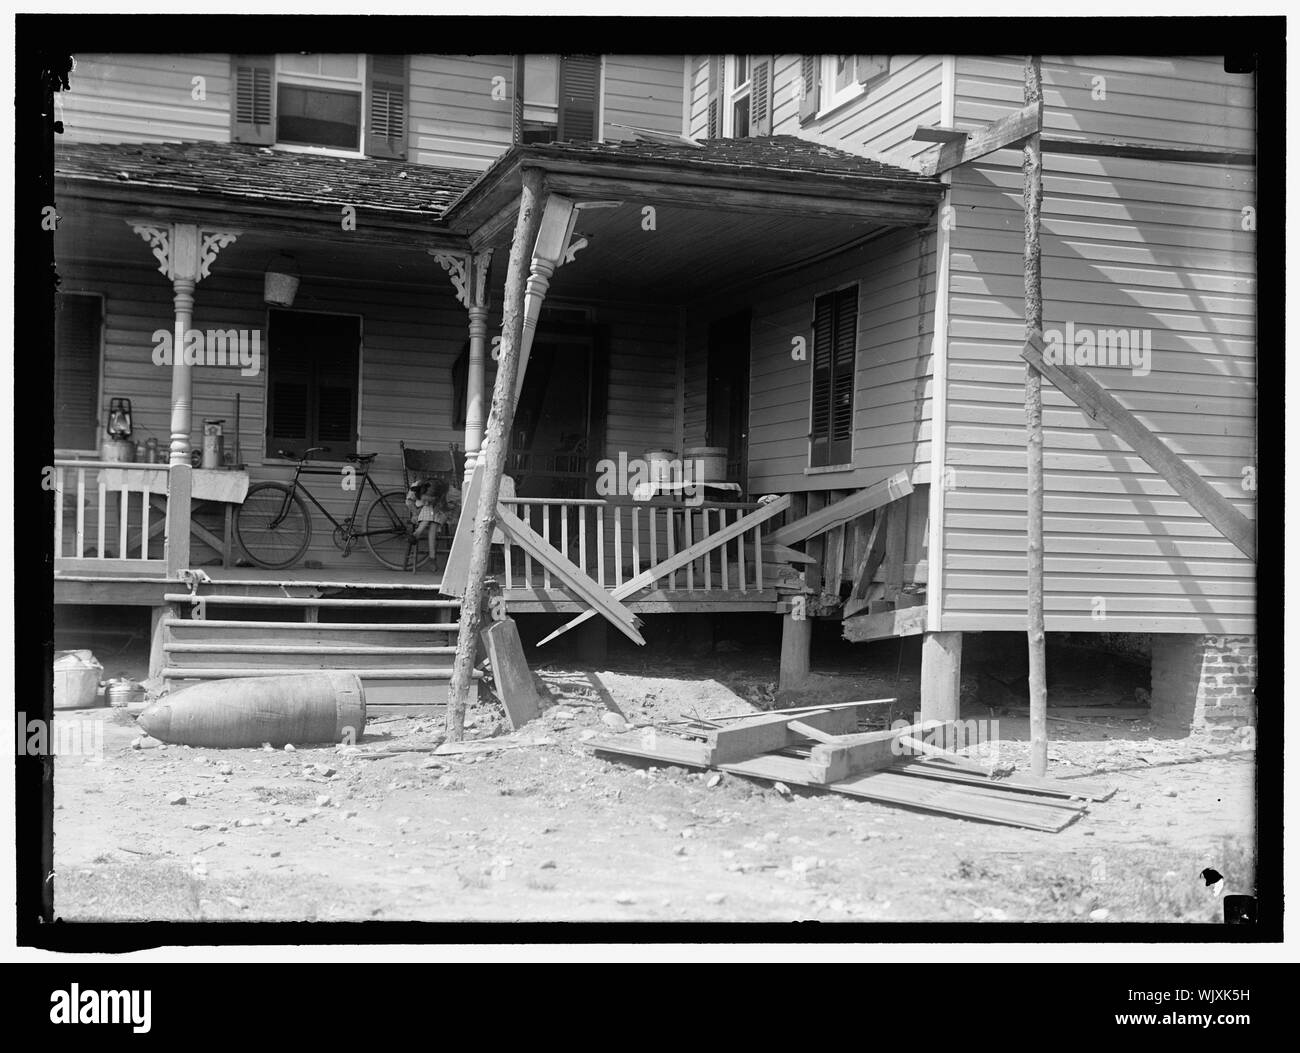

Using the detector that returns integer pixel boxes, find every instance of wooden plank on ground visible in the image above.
[767,472,912,547]
[537,494,792,646]
[706,706,863,765]
[842,603,928,642]
[919,101,1041,177]
[717,753,1080,831]
[806,720,952,784]
[589,730,713,768]
[481,617,541,730]
[495,505,646,645]
[1022,330,1255,561]
[898,756,1115,801]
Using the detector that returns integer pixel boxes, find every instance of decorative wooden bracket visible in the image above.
[1022,329,1256,561]
[431,249,494,309]
[126,220,239,283]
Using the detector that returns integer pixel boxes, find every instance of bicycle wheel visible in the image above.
[235,482,313,569]
[364,489,433,571]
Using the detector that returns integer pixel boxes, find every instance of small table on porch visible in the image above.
[104,467,250,566]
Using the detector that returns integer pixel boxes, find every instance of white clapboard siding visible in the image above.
[602,56,686,140]
[59,54,232,144]
[408,54,514,171]
[938,55,1256,635]
[684,226,936,496]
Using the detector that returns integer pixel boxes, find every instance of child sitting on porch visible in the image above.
[406,478,462,549]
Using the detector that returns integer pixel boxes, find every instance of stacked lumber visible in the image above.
[590,704,1111,832]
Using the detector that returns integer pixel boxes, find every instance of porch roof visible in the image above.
[54,140,479,219]
[445,135,945,240]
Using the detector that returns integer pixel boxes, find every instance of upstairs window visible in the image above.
[512,55,602,144]
[232,54,408,159]
[54,292,102,452]
[705,56,772,138]
[798,55,889,125]
[809,285,858,468]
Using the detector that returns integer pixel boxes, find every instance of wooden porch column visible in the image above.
[779,611,812,692]
[921,630,962,723]
[432,249,494,487]
[127,221,238,464]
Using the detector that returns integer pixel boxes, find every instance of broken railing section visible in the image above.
[495,496,771,595]
[590,703,1113,832]
[754,470,930,643]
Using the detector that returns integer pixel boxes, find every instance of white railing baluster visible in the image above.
[613,505,622,587]
[97,472,107,559]
[118,479,129,559]
[666,506,676,589]
[578,505,588,577]
[541,505,552,589]
[596,506,606,587]
[53,466,64,558]
[521,503,533,587]
[561,503,570,572]
[737,511,747,592]
[683,506,694,590]
[140,482,150,560]
[75,468,86,558]
[631,505,641,578]
[753,524,764,590]
[648,507,658,572]
[721,509,729,590]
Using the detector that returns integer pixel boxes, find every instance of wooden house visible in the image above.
[50,52,1256,731]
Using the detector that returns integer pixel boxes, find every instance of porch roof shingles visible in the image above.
[54,140,479,219]
[516,135,931,183]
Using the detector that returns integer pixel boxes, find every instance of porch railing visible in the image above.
[497,496,767,595]
[53,460,191,577]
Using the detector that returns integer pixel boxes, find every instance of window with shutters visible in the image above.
[231,54,408,159]
[512,55,601,144]
[265,309,361,461]
[54,293,103,452]
[707,56,773,138]
[812,55,890,118]
[808,286,858,468]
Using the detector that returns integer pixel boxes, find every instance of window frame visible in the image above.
[273,53,366,157]
[262,306,365,464]
[723,55,753,137]
[806,282,860,470]
[53,290,106,458]
[817,55,866,117]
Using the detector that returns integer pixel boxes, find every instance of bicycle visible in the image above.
[233,447,431,571]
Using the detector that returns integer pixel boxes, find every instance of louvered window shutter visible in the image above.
[557,55,600,141]
[809,287,858,467]
[231,54,275,145]
[798,55,820,125]
[706,55,722,138]
[511,55,525,145]
[54,293,101,450]
[856,55,889,84]
[751,56,773,135]
[365,54,408,159]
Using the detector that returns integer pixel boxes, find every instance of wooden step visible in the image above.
[164,593,461,609]
[160,666,476,680]
[164,647,455,670]
[163,619,458,632]
[166,642,457,656]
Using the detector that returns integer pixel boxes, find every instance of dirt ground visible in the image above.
[51,633,1257,925]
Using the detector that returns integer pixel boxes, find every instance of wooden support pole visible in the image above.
[779,611,812,692]
[445,166,546,742]
[164,463,192,579]
[920,630,962,723]
[1023,56,1048,777]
